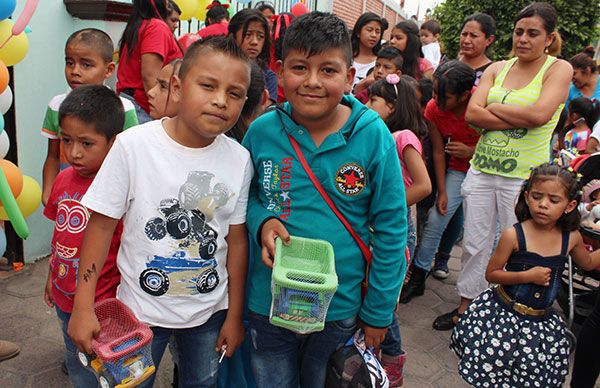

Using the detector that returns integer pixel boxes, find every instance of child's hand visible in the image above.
[43,271,54,308]
[67,307,100,354]
[215,316,245,358]
[526,266,551,286]
[260,218,290,268]
[360,323,387,348]
[436,191,448,216]
[445,142,475,159]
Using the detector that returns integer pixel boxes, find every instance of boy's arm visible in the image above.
[68,212,119,354]
[361,144,407,328]
[216,223,248,357]
[241,133,278,246]
[42,140,60,206]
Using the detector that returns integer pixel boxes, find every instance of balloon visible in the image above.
[0,86,11,114]
[12,0,38,36]
[0,60,8,94]
[0,113,4,131]
[0,20,29,66]
[0,131,9,159]
[174,0,199,21]
[0,1,16,21]
[0,175,41,219]
[291,2,309,17]
[178,33,201,52]
[194,0,210,21]
[0,160,22,204]
[0,166,27,238]
[227,2,236,19]
[24,26,32,34]
[0,227,6,257]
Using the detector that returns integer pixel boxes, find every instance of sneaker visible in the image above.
[381,352,406,388]
[0,340,19,361]
[432,254,449,280]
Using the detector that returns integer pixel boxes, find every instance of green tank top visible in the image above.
[471,55,563,179]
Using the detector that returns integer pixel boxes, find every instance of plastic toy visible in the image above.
[78,298,155,388]
[139,251,219,296]
[270,236,338,334]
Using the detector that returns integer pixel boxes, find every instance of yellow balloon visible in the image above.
[174,0,199,21]
[0,20,29,66]
[0,175,41,220]
[194,0,210,22]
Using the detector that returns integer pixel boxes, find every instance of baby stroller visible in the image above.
[557,153,600,331]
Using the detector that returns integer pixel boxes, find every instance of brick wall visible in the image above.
[332,0,404,40]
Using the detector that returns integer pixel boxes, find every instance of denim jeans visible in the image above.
[414,170,466,271]
[248,311,356,388]
[55,307,99,388]
[139,310,227,388]
[406,208,416,261]
[379,313,402,357]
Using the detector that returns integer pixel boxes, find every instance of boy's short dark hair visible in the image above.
[420,20,441,35]
[58,85,124,141]
[282,12,352,68]
[376,46,404,71]
[179,35,250,81]
[168,0,181,14]
[65,28,114,63]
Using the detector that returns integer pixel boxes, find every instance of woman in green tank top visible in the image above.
[433,2,572,337]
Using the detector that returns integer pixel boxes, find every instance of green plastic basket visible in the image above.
[270,236,338,333]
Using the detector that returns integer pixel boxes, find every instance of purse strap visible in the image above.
[287,134,372,266]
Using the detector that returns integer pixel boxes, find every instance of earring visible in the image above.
[544,46,549,54]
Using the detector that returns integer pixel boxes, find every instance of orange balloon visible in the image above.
[0,60,8,94]
[0,159,23,205]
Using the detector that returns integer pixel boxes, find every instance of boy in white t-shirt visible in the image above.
[420,20,442,69]
[67,36,253,387]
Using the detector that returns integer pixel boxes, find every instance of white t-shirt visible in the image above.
[82,119,253,328]
[590,120,600,152]
[422,42,441,70]
[352,60,376,89]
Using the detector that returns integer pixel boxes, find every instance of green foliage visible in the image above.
[432,0,600,60]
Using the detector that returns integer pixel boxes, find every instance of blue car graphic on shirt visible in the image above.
[139,251,219,296]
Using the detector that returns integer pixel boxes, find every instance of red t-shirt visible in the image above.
[44,168,123,313]
[424,98,480,173]
[116,18,182,113]
[197,21,229,39]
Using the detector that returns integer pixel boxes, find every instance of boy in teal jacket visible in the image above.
[242,12,407,387]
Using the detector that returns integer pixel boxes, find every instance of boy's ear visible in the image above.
[395,68,402,77]
[104,61,116,80]
[275,60,284,85]
[171,74,183,103]
[345,66,356,92]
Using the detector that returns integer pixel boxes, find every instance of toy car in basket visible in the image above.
[78,298,155,388]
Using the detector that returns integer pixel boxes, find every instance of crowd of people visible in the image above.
[1,0,599,387]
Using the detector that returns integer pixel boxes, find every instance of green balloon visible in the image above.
[0,167,28,239]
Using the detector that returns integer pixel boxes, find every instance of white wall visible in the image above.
[12,0,126,262]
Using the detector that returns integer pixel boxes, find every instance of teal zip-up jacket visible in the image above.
[242,95,407,328]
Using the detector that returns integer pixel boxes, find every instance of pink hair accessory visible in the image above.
[385,74,401,85]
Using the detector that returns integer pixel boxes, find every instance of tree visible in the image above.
[433,0,600,61]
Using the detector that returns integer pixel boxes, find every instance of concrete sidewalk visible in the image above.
[0,247,583,387]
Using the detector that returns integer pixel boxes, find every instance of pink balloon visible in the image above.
[291,2,309,17]
[12,0,38,36]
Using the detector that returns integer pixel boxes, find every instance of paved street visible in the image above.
[0,247,592,387]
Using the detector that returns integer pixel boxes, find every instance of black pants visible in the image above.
[571,292,600,387]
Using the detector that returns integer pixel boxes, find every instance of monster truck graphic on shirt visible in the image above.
[140,171,233,296]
